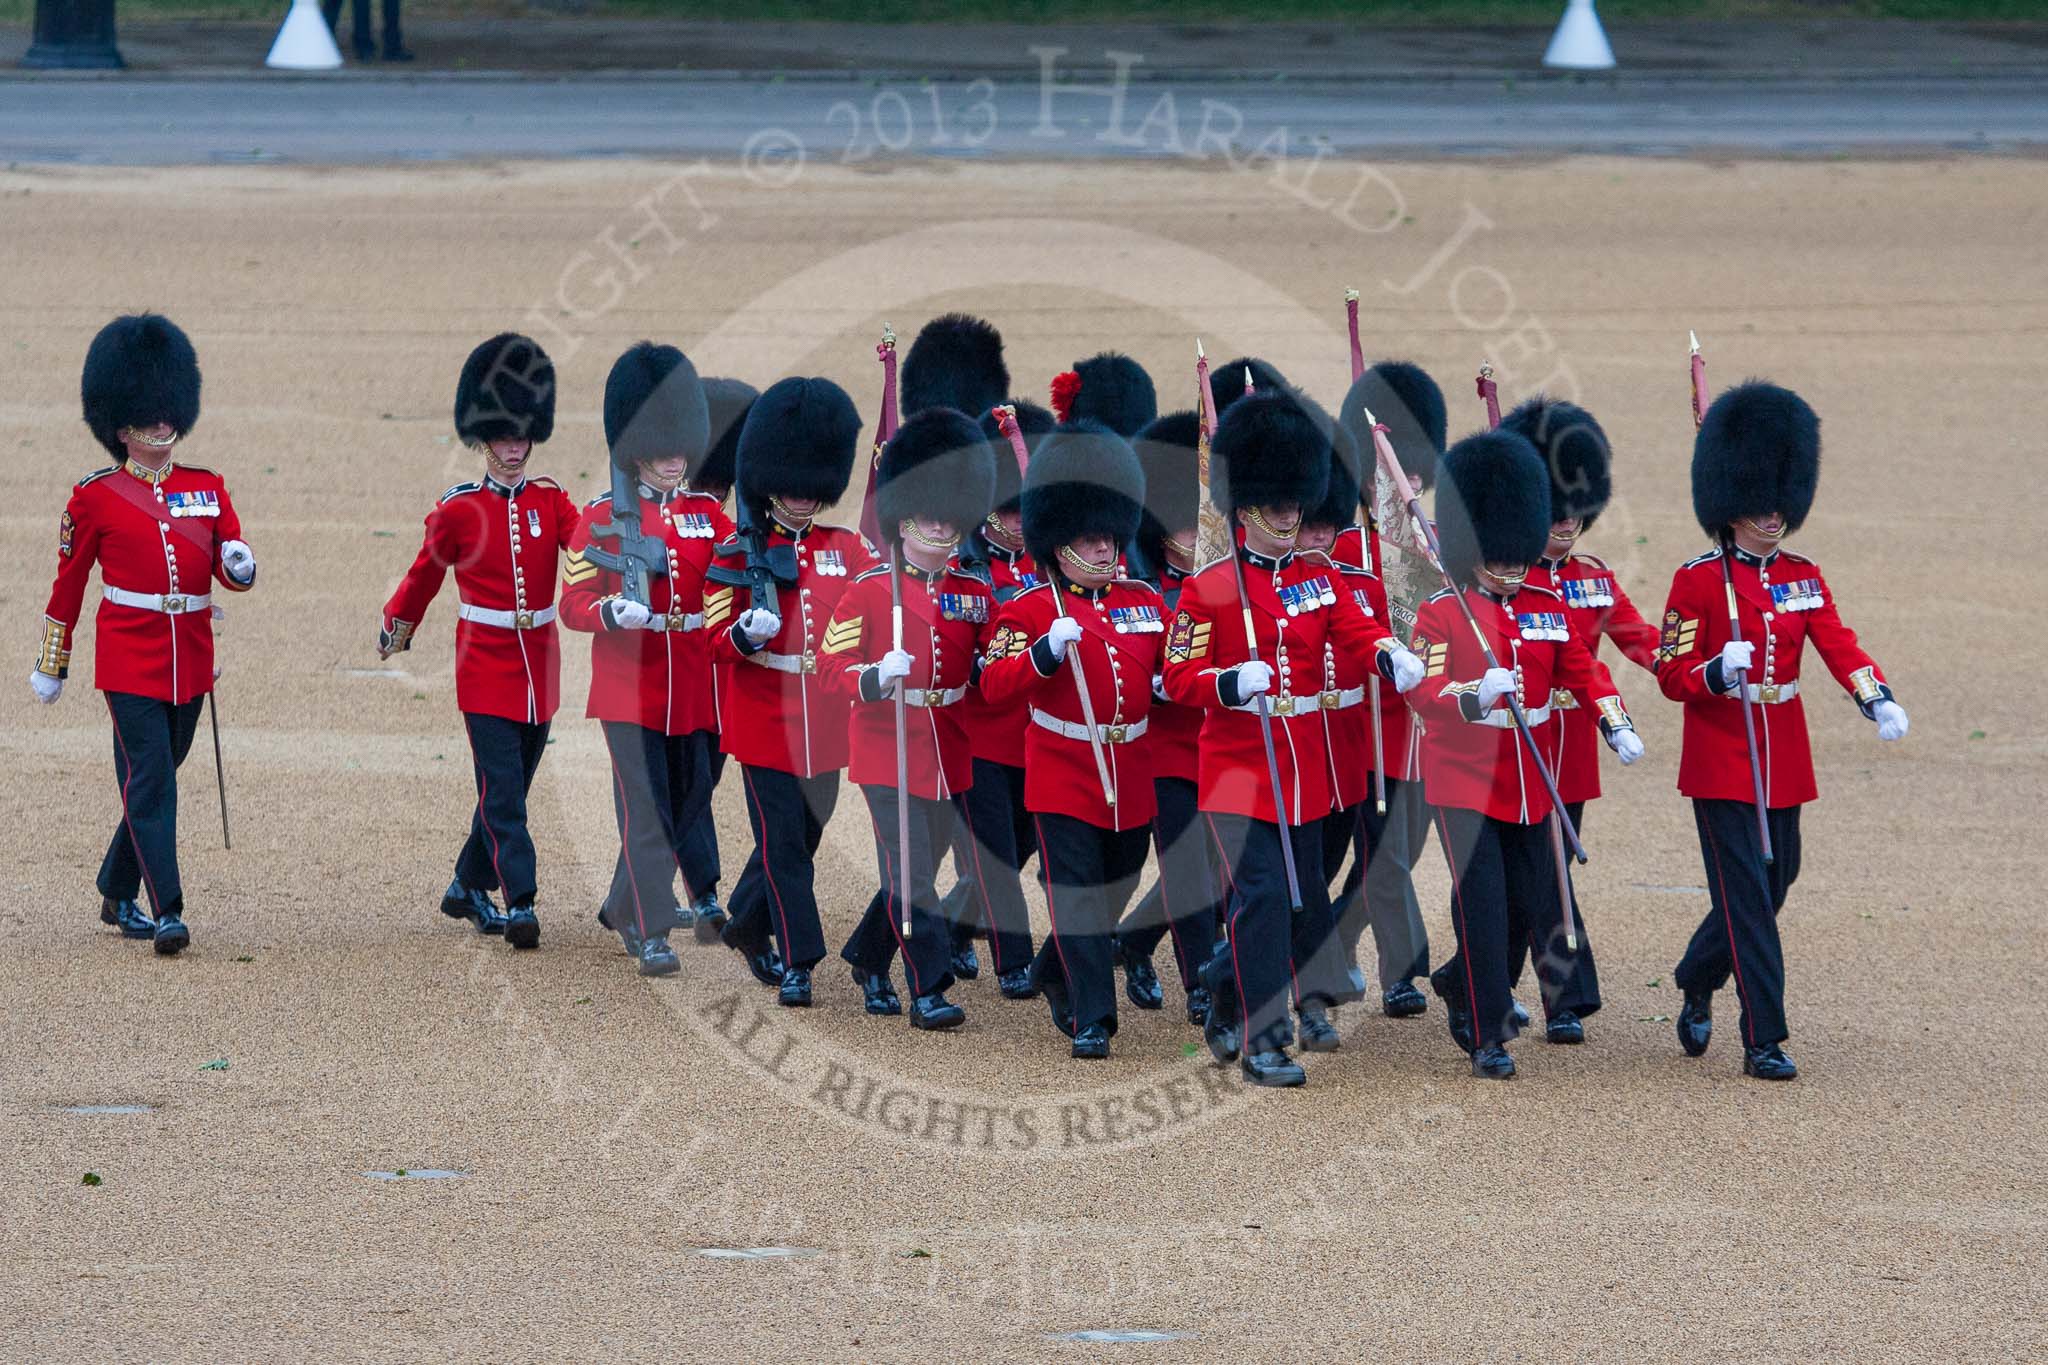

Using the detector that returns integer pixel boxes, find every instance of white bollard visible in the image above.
[1542,0,1616,71]
[265,0,344,70]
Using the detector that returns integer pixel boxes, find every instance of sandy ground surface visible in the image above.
[0,157,2043,1360]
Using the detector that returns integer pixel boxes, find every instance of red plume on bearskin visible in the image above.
[1049,370,1082,425]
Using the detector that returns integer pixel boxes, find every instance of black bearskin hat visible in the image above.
[1339,360,1446,492]
[82,313,202,459]
[1304,420,1365,531]
[900,313,1009,422]
[1434,430,1551,586]
[978,399,1054,514]
[603,341,708,474]
[1021,421,1147,568]
[1051,352,1158,438]
[694,377,759,498]
[1132,409,1201,566]
[1210,391,1330,518]
[1691,381,1821,539]
[456,332,556,447]
[1501,394,1613,530]
[1209,356,1288,418]
[736,376,862,511]
[876,407,995,538]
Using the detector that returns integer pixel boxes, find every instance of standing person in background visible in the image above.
[382,331,573,952]
[33,313,258,956]
[322,0,410,62]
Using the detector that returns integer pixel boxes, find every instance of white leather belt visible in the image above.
[647,612,704,634]
[901,684,966,708]
[1228,694,1304,717]
[1031,708,1148,744]
[459,602,556,630]
[1476,703,1553,729]
[1318,686,1367,712]
[1742,680,1798,703]
[749,648,814,675]
[104,586,211,614]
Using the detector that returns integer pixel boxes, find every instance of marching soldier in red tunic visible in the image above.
[1409,430,1643,1079]
[381,332,575,950]
[1163,393,1423,1086]
[561,343,731,977]
[1333,361,1447,1018]
[824,407,998,1028]
[1502,396,1657,1043]
[706,375,873,1006]
[1113,411,1219,1025]
[1661,382,1906,1080]
[34,314,257,955]
[980,423,1159,1059]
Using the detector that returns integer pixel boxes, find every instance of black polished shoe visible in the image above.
[1472,1043,1516,1079]
[596,905,643,958]
[1677,989,1713,1057]
[997,968,1038,1000]
[691,895,728,944]
[1203,1006,1240,1065]
[1743,1043,1798,1081]
[1382,980,1428,1018]
[1117,941,1165,1011]
[637,934,680,978]
[719,919,783,987]
[1430,966,1475,1056]
[1241,1048,1307,1087]
[439,881,507,936]
[1071,1023,1110,1060]
[854,968,901,1016]
[1297,1003,1341,1053]
[152,911,190,957]
[503,905,540,951]
[1185,986,1212,1028]
[949,931,981,982]
[909,991,965,1031]
[1510,998,1532,1028]
[777,966,812,1008]
[1546,1010,1585,1045]
[101,896,155,940]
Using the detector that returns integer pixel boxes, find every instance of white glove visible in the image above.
[603,598,651,631]
[1874,699,1909,742]
[1045,616,1084,661]
[1388,646,1425,694]
[1476,666,1517,710]
[1718,640,1754,679]
[876,648,914,691]
[1233,660,1274,699]
[28,670,62,705]
[220,539,255,585]
[738,608,781,644]
[1609,728,1645,765]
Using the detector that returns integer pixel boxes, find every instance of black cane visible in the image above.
[208,689,231,850]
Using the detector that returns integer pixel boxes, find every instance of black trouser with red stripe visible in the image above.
[1676,798,1802,1049]
[1204,812,1333,1055]
[1433,806,1584,1048]
[1114,777,1219,991]
[600,720,707,939]
[670,732,722,904]
[1331,775,1433,990]
[1504,799,1602,1022]
[456,711,550,910]
[725,764,839,970]
[944,757,1035,975]
[842,786,956,998]
[1029,812,1151,1037]
[99,691,204,918]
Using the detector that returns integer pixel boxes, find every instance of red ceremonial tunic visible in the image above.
[383,473,580,725]
[1333,523,1419,783]
[978,579,1165,831]
[1161,547,1398,826]
[819,558,996,801]
[708,520,878,777]
[1144,562,1203,785]
[1302,550,1386,813]
[1655,547,1887,809]
[1525,551,1660,806]
[42,460,254,704]
[956,534,1041,770]
[1407,584,1623,825]
[559,485,733,735]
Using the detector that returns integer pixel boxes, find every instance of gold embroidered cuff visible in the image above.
[1596,695,1630,730]
[35,617,70,679]
[1848,666,1884,703]
[383,618,416,653]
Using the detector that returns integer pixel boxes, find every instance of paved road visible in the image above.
[2,75,2044,165]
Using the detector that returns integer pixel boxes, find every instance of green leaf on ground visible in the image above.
[1969,730,1986,740]
[1182,1042,1198,1057]
[234,954,254,963]
[80,1172,102,1187]
[1636,1015,1671,1023]
[1646,976,1661,987]
[574,996,592,1006]
[902,1249,932,1259]
[199,1058,229,1071]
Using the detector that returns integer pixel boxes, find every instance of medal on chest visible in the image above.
[938,591,988,624]
[526,507,542,539]
[1516,610,1570,641]
[1108,603,1164,634]
[1561,577,1613,609]
[814,549,846,577]
[670,510,716,539]
[1770,577,1824,612]
[165,489,220,519]
[1350,587,1375,618]
[1278,576,1336,616]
